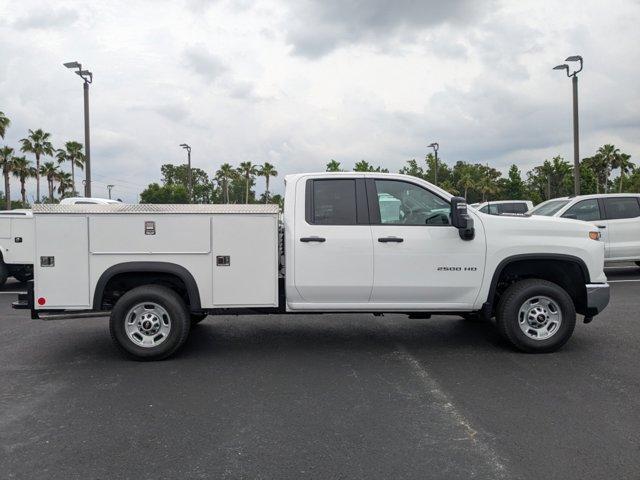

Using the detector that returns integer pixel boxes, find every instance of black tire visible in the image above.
[496,279,576,353]
[0,262,8,288]
[190,313,208,325]
[12,269,33,283]
[109,285,191,361]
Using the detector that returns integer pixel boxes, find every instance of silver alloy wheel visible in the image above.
[517,296,562,340]
[124,302,171,348]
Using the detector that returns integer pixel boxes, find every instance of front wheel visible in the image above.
[109,285,191,360]
[496,279,576,353]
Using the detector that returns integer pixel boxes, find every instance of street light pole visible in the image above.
[64,61,93,197]
[428,142,439,186]
[107,184,114,199]
[554,55,583,196]
[179,144,192,202]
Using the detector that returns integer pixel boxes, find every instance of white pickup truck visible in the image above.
[14,172,610,360]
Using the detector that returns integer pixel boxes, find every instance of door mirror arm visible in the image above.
[450,197,475,241]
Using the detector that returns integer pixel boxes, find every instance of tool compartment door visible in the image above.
[211,214,278,307]
[35,215,90,308]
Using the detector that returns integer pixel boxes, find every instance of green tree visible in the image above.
[215,163,236,204]
[39,161,59,202]
[612,152,634,193]
[238,161,258,203]
[55,141,85,195]
[0,111,10,139]
[0,146,13,209]
[259,162,278,203]
[399,159,425,179]
[457,173,475,200]
[20,129,54,203]
[140,183,189,203]
[500,165,525,199]
[326,159,342,172]
[160,164,214,203]
[11,155,34,206]
[56,171,73,198]
[353,160,388,172]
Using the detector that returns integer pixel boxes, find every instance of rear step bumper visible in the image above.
[11,283,108,320]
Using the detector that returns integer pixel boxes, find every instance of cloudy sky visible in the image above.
[1,0,639,202]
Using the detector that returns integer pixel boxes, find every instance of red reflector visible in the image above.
[37,297,46,306]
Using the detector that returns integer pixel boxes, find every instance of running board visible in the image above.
[32,310,110,321]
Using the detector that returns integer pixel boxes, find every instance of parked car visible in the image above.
[15,172,609,359]
[529,193,640,265]
[471,200,533,215]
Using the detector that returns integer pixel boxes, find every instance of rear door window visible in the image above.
[603,197,640,220]
[308,179,358,225]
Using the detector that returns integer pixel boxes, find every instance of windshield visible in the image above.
[529,200,569,216]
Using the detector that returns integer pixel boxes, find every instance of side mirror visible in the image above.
[450,197,475,241]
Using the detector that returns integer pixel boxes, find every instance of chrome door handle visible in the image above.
[300,236,326,243]
[378,236,404,243]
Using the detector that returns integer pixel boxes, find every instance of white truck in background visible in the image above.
[0,198,121,286]
[14,173,610,360]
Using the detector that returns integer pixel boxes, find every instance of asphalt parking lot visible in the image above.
[0,266,639,480]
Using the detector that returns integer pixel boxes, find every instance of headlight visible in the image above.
[589,231,601,241]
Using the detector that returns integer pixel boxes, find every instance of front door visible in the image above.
[602,196,640,260]
[560,198,610,256]
[293,177,374,303]
[368,179,485,308]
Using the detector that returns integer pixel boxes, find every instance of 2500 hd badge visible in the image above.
[437,266,478,271]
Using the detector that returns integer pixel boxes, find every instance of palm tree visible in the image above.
[20,129,54,203]
[215,163,236,204]
[259,162,278,203]
[39,161,59,202]
[478,175,498,202]
[0,111,10,139]
[56,141,85,195]
[612,152,634,193]
[596,144,619,192]
[11,156,34,207]
[238,161,257,204]
[56,171,73,198]
[326,159,342,172]
[0,146,13,209]
[457,173,475,200]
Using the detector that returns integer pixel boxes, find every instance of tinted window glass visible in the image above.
[312,180,357,225]
[479,205,489,213]
[603,197,640,220]
[562,199,601,221]
[374,180,450,225]
[530,200,570,216]
[511,203,529,214]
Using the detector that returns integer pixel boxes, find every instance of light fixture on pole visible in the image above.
[179,143,192,203]
[107,184,114,199]
[428,142,439,186]
[553,55,583,196]
[64,61,93,197]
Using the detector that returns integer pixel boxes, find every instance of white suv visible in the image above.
[471,200,533,215]
[530,194,640,265]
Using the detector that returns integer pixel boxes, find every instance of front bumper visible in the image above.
[586,283,610,316]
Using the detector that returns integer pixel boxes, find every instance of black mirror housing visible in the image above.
[450,197,475,241]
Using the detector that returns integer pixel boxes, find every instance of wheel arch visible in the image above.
[486,254,590,316]
[93,262,201,311]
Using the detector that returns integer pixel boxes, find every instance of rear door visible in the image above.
[601,197,640,260]
[367,178,485,307]
[293,177,374,303]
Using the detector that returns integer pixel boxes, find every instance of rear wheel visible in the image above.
[12,267,33,283]
[109,285,190,360]
[496,279,576,353]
